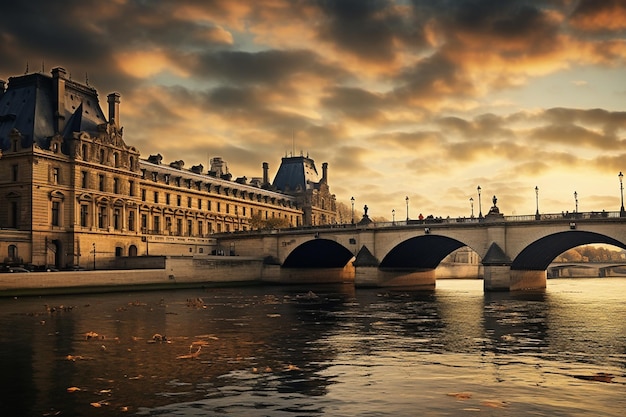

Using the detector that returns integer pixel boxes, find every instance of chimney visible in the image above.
[51,67,67,133]
[262,162,269,185]
[107,92,121,127]
[322,162,328,183]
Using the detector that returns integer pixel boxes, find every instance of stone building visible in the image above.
[0,67,336,269]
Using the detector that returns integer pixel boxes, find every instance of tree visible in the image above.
[249,212,290,230]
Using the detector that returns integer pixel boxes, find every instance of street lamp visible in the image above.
[392,209,395,224]
[618,171,626,217]
[535,186,540,220]
[469,197,474,218]
[405,196,409,221]
[574,191,578,213]
[92,242,96,270]
[477,186,483,218]
[351,196,355,224]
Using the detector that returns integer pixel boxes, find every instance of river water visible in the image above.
[0,278,625,416]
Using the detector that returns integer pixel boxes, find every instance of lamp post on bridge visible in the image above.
[469,197,474,218]
[535,186,540,220]
[405,196,409,221]
[392,209,395,224]
[477,186,483,218]
[351,196,355,224]
[618,171,626,217]
[574,191,578,214]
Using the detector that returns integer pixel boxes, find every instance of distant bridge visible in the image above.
[217,210,626,291]
[547,262,626,278]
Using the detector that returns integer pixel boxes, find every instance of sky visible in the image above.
[1,0,626,221]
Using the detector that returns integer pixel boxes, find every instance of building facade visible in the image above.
[0,68,337,269]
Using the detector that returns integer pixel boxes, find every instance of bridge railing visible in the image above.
[214,210,624,237]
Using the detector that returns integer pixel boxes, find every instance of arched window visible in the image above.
[113,152,119,167]
[82,144,88,159]
[8,245,17,261]
[99,149,105,164]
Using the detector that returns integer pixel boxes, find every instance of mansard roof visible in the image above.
[272,155,321,193]
[0,70,107,151]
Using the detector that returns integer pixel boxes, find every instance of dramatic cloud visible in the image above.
[1,0,625,218]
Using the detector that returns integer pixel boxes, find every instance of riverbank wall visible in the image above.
[0,255,265,297]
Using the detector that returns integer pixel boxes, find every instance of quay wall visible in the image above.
[0,255,265,297]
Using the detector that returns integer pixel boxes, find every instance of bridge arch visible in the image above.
[511,230,626,271]
[380,235,467,269]
[282,238,354,268]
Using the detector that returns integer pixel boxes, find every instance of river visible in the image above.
[0,278,624,416]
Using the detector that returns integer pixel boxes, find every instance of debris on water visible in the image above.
[186,297,206,308]
[176,344,202,359]
[480,400,509,408]
[574,372,615,383]
[85,331,103,340]
[267,313,281,318]
[148,333,168,343]
[66,386,81,393]
[447,392,472,400]
[296,291,318,300]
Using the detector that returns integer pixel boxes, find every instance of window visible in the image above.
[99,174,105,191]
[82,144,88,159]
[154,191,159,203]
[8,245,18,261]
[98,206,107,228]
[187,197,192,208]
[154,215,160,233]
[177,195,181,206]
[187,220,192,236]
[129,180,135,196]
[243,207,246,216]
[141,213,148,231]
[51,201,60,226]
[166,193,171,205]
[128,211,135,231]
[11,165,18,182]
[164,174,170,184]
[198,220,203,236]
[113,208,121,230]
[9,201,18,228]
[113,153,119,167]
[198,199,202,210]
[52,168,59,184]
[81,171,88,188]
[141,189,146,201]
[177,218,182,236]
[99,149,105,164]
[208,201,212,210]
[166,217,172,233]
[226,204,230,214]
[113,178,119,194]
[217,202,221,212]
[80,204,89,227]
[152,172,158,181]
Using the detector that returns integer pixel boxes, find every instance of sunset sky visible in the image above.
[2,0,626,220]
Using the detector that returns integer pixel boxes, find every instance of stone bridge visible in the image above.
[217,211,626,291]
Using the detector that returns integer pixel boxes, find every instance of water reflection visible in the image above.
[0,279,625,416]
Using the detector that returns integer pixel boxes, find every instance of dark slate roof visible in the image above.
[0,71,107,151]
[272,155,320,192]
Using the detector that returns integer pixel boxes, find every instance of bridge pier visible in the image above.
[261,264,355,284]
[483,265,546,291]
[354,266,436,288]
[510,269,547,290]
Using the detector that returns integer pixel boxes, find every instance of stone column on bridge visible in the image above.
[482,242,512,291]
[353,245,436,288]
